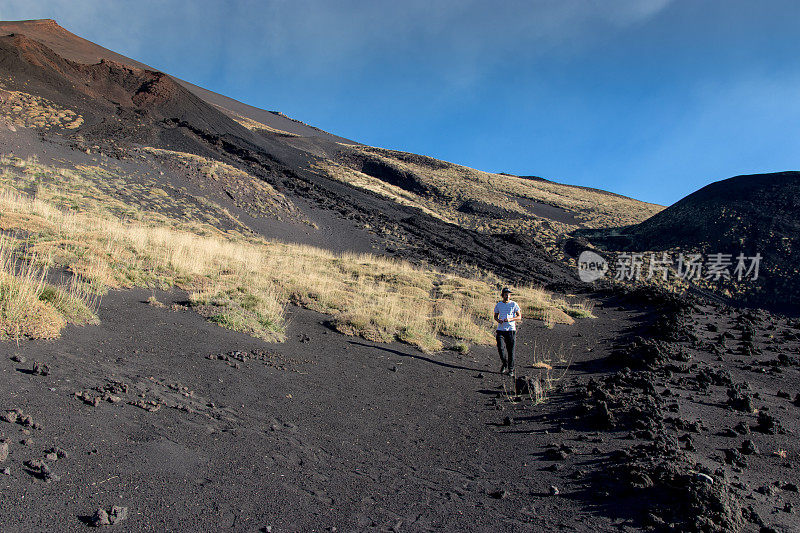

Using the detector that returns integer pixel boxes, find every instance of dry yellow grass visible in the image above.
[209,103,300,137]
[313,160,455,224]
[0,89,83,129]
[139,147,303,222]
[0,156,591,350]
[320,145,664,255]
[0,154,255,234]
[351,145,663,227]
[0,235,98,340]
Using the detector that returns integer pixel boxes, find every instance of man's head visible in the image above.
[501,287,512,302]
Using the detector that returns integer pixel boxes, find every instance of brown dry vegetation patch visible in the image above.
[140,147,308,224]
[0,235,98,340]
[0,87,83,129]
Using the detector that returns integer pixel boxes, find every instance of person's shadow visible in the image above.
[347,341,492,373]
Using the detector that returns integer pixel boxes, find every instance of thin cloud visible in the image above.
[597,0,674,26]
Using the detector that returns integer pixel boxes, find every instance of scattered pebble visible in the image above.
[544,448,569,461]
[40,463,59,482]
[129,399,161,412]
[756,412,781,434]
[741,440,759,455]
[90,506,128,527]
[75,391,101,407]
[755,484,775,496]
[32,362,50,376]
[1,410,19,423]
[24,459,59,482]
[207,350,310,372]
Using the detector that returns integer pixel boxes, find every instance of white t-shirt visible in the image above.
[494,300,521,332]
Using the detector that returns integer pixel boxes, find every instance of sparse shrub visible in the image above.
[38,285,58,303]
[451,342,470,354]
[147,296,166,308]
[561,299,596,318]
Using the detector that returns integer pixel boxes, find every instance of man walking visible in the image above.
[494,287,521,375]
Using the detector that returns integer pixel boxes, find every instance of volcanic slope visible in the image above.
[0,19,665,290]
[0,18,352,142]
[0,28,604,353]
[581,172,800,313]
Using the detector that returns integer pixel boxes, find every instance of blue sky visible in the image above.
[3,1,800,205]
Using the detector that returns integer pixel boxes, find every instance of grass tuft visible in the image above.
[0,236,97,340]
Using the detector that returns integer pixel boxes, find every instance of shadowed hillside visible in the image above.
[579,171,800,313]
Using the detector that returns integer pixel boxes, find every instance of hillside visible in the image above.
[323,144,663,251]
[580,172,800,313]
[0,18,354,143]
[0,24,586,290]
[0,20,606,353]
[0,19,664,283]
